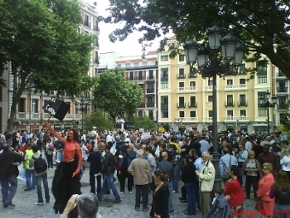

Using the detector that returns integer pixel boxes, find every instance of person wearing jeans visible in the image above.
[1,175,18,206]
[0,143,23,207]
[31,145,50,205]
[181,155,197,216]
[97,174,120,202]
[97,144,121,203]
[184,182,197,215]
[24,143,36,191]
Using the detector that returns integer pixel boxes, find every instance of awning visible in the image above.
[64,124,71,129]
[54,124,62,130]
[253,123,268,127]
[18,125,27,130]
[30,125,40,129]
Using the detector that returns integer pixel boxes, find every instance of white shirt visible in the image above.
[200,140,210,153]
[280,155,290,171]
[194,157,203,171]
[245,141,252,151]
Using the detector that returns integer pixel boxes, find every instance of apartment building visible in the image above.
[116,51,158,123]
[272,65,289,126]
[158,38,275,133]
[3,1,99,132]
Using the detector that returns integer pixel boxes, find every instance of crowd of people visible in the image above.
[0,125,290,218]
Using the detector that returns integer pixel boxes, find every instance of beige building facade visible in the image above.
[158,39,275,133]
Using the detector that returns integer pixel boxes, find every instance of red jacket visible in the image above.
[224,179,245,207]
[257,173,275,202]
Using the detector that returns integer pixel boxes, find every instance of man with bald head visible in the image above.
[157,151,174,213]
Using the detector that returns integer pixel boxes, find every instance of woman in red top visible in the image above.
[43,121,82,218]
[224,165,245,209]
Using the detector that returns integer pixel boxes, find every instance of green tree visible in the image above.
[132,116,156,131]
[92,68,143,121]
[105,0,290,79]
[84,109,114,131]
[0,0,95,130]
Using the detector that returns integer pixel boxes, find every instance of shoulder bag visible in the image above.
[221,155,231,179]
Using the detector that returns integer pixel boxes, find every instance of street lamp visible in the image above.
[259,90,277,135]
[80,95,86,131]
[184,25,245,188]
[175,118,183,133]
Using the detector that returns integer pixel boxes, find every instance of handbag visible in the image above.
[221,155,231,179]
[255,199,262,211]
[17,168,26,181]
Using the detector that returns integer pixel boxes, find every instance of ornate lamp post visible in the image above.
[183,25,245,188]
[79,95,87,131]
[258,90,277,135]
[175,118,183,133]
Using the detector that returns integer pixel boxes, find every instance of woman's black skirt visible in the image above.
[52,157,81,218]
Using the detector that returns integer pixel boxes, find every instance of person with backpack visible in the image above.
[30,145,50,205]
[270,170,290,218]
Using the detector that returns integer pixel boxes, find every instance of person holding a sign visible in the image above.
[43,121,82,218]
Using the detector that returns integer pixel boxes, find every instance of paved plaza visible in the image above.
[0,165,257,218]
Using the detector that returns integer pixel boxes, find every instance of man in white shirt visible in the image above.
[199,137,210,153]
[194,150,202,172]
[195,151,215,217]
[245,137,252,151]
[280,148,290,180]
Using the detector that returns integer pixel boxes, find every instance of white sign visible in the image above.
[139,128,144,132]
[141,132,151,140]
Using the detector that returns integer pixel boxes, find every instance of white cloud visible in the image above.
[85,0,160,56]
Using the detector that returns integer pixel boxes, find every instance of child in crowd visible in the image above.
[212,188,224,206]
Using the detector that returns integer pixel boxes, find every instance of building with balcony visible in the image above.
[158,38,275,133]
[273,65,290,126]
[2,1,99,132]
[116,51,158,122]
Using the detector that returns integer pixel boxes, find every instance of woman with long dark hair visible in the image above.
[43,122,82,218]
[269,170,290,218]
[224,165,245,210]
[149,169,169,218]
[181,155,197,215]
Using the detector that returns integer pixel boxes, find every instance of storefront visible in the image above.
[17,124,27,132]
[64,124,71,131]
[30,124,40,132]
[54,124,62,131]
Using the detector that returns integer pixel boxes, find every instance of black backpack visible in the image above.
[278,188,290,204]
[32,154,48,173]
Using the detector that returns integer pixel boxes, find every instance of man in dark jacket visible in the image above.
[0,143,23,207]
[87,146,103,194]
[97,144,121,203]
[158,152,174,213]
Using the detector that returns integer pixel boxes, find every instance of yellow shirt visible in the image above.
[24,149,34,169]
[172,142,181,153]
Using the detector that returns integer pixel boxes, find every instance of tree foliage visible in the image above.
[105,0,290,79]
[92,68,143,121]
[84,109,114,131]
[132,116,156,131]
[0,0,95,130]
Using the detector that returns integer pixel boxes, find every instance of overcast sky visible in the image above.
[86,0,161,56]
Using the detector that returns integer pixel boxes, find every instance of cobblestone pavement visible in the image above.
[0,166,257,218]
